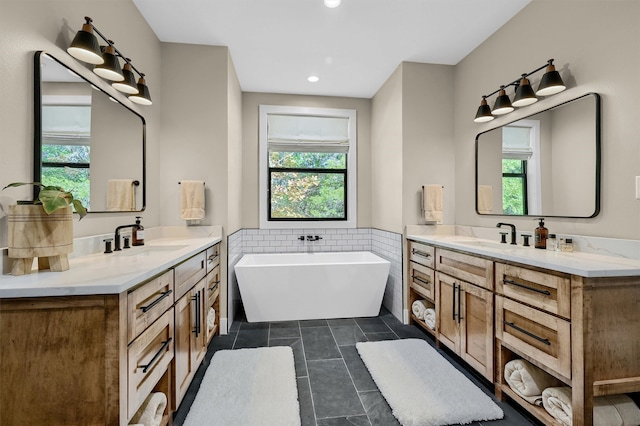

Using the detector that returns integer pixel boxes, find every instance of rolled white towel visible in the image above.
[542,387,572,426]
[423,308,436,330]
[504,359,559,406]
[542,387,640,426]
[411,300,428,320]
[207,307,216,331]
[130,392,167,426]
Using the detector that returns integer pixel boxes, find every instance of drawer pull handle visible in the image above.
[412,249,431,259]
[504,321,551,346]
[452,283,457,321]
[192,292,201,336]
[139,338,172,373]
[457,284,463,324]
[503,279,551,296]
[209,281,220,292]
[411,275,431,287]
[140,290,173,313]
[208,254,220,262]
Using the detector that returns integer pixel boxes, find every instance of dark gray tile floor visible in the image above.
[173,306,541,426]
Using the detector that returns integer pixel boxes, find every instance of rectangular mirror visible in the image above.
[34,51,146,212]
[475,92,600,218]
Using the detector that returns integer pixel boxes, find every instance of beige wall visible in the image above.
[455,0,640,239]
[401,62,455,227]
[371,65,403,233]
[241,92,372,228]
[159,43,229,227]
[0,0,162,247]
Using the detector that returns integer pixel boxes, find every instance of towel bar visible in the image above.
[178,181,205,185]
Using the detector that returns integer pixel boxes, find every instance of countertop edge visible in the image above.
[407,234,640,278]
[0,236,222,298]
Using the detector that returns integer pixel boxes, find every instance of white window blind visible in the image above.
[267,114,350,153]
[502,125,533,160]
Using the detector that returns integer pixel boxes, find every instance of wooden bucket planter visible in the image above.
[7,205,73,275]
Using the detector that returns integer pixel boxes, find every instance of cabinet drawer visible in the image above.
[206,265,221,308]
[128,308,174,420]
[127,271,174,343]
[496,296,571,380]
[496,263,571,319]
[174,251,207,300]
[408,240,435,268]
[436,248,494,290]
[206,244,220,273]
[409,261,434,301]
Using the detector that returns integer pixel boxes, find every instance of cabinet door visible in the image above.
[459,282,494,381]
[174,279,207,407]
[436,272,459,353]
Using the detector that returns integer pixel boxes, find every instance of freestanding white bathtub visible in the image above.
[234,251,390,322]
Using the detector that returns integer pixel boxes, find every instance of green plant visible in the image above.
[2,182,87,220]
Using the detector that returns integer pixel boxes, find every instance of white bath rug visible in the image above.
[356,339,503,426]
[183,346,301,426]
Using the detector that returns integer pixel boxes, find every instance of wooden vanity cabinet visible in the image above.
[174,277,207,407]
[0,242,221,426]
[407,238,640,426]
[435,271,494,381]
[407,240,437,335]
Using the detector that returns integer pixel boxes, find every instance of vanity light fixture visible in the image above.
[67,16,152,105]
[67,17,103,65]
[129,74,153,106]
[473,58,566,123]
[93,42,124,81]
[324,0,341,8]
[112,60,139,94]
[492,86,514,115]
[307,75,320,83]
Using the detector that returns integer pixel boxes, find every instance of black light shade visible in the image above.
[492,86,514,115]
[112,61,139,94]
[129,75,152,105]
[93,43,124,81]
[474,97,494,123]
[512,75,538,107]
[67,19,104,65]
[536,60,566,96]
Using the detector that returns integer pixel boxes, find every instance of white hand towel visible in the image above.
[478,185,494,214]
[423,308,436,330]
[542,387,640,426]
[422,185,443,223]
[207,307,216,331]
[504,359,559,406]
[180,180,205,220]
[130,392,167,426]
[411,300,428,320]
[107,179,135,211]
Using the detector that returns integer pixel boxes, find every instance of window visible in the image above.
[41,104,91,209]
[501,120,541,215]
[259,106,357,228]
[502,158,528,215]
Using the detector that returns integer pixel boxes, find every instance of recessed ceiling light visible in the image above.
[324,0,341,8]
[307,75,319,83]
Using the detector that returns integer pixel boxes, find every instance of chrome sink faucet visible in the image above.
[496,222,517,245]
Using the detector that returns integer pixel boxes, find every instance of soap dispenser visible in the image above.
[534,218,548,249]
[132,216,145,246]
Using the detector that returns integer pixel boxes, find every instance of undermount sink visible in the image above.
[114,244,188,256]
[455,239,527,250]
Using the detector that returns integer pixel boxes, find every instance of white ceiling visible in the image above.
[132,0,531,99]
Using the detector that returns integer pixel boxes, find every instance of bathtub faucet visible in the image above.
[306,235,322,241]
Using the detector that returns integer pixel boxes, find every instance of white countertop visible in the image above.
[0,232,221,298]
[407,234,640,278]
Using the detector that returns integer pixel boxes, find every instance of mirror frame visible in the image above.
[33,50,146,212]
[475,92,601,218]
